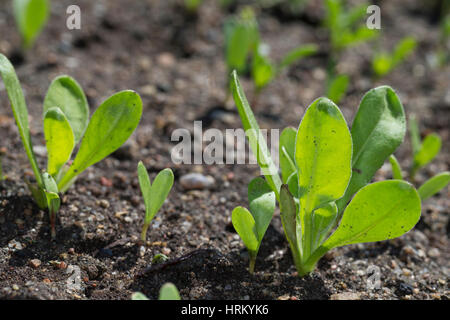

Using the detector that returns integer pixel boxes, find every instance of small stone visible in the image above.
[330,292,361,300]
[43,278,51,283]
[12,284,19,291]
[68,248,75,255]
[29,259,41,269]
[59,261,67,269]
[427,248,440,258]
[180,173,215,190]
[157,52,175,67]
[98,200,110,208]
[430,293,441,300]
[161,247,171,256]
[100,176,113,187]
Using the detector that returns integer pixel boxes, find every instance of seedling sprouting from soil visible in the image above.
[232,177,276,273]
[372,37,417,78]
[224,6,316,96]
[131,283,181,300]
[0,53,143,237]
[230,71,421,276]
[13,0,49,49]
[137,161,174,242]
[389,115,450,201]
[323,0,379,103]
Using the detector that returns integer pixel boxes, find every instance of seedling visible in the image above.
[13,0,49,49]
[372,37,417,77]
[0,53,143,237]
[323,0,378,103]
[224,6,259,75]
[184,0,203,13]
[389,115,450,201]
[252,42,318,92]
[232,177,276,273]
[131,283,181,300]
[231,71,421,276]
[137,161,174,242]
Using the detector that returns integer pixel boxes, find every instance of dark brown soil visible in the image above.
[0,0,448,300]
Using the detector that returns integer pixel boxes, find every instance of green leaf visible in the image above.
[286,171,299,199]
[295,97,352,257]
[372,53,392,77]
[413,133,441,172]
[44,107,75,178]
[43,75,89,143]
[138,162,174,224]
[408,114,421,155]
[252,48,274,90]
[224,7,259,73]
[418,172,450,200]
[324,180,421,249]
[392,37,416,66]
[58,90,142,191]
[295,97,352,211]
[337,86,406,212]
[131,292,149,300]
[232,206,259,253]
[326,74,349,104]
[279,185,302,267]
[159,283,181,300]
[312,202,338,250]
[42,172,60,238]
[13,0,49,48]
[248,177,276,243]
[279,127,297,183]
[230,71,282,200]
[389,155,403,180]
[0,53,42,187]
[279,44,318,70]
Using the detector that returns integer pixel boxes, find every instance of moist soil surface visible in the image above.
[0,0,448,300]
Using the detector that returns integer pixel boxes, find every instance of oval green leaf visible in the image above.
[295,97,352,212]
[413,133,441,170]
[248,177,276,242]
[146,168,174,223]
[389,155,403,180]
[13,0,49,48]
[337,86,406,212]
[159,283,181,300]
[44,107,75,178]
[58,90,142,191]
[324,180,421,249]
[418,172,450,200]
[44,75,89,143]
[231,206,259,253]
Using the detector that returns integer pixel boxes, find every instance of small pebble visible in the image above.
[29,259,41,269]
[180,173,215,190]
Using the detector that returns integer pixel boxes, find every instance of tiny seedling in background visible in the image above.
[389,115,450,201]
[252,42,318,92]
[224,6,259,75]
[184,0,203,13]
[137,161,174,242]
[0,53,143,237]
[325,73,349,104]
[232,177,276,273]
[372,37,417,77]
[323,0,378,103]
[13,0,49,49]
[131,283,181,300]
[231,71,421,276]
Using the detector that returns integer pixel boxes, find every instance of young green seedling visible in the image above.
[0,53,142,237]
[252,42,318,92]
[372,37,417,77]
[13,0,49,49]
[131,283,181,300]
[224,6,259,76]
[323,0,378,103]
[137,161,174,242]
[232,177,276,273]
[231,71,421,276]
[388,115,450,201]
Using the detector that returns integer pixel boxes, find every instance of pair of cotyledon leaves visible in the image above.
[230,70,422,269]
